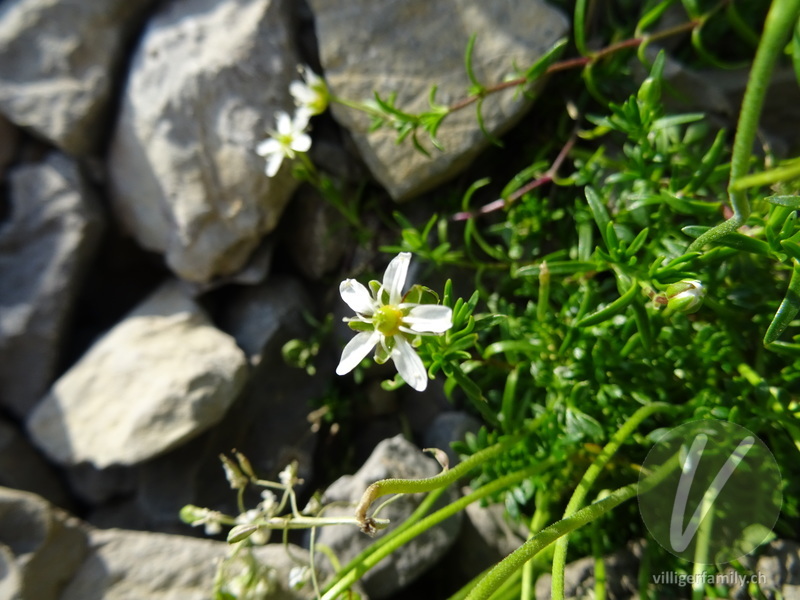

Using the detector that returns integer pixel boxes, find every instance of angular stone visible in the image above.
[314,435,461,599]
[308,0,569,200]
[0,0,158,155]
[219,276,311,363]
[284,187,350,281]
[0,417,71,508]
[0,544,22,600]
[0,153,104,417]
[108,0,302,283]
[0,487,89,600]
[61,529,314,600]
[0,113,19,179]
[27,281,248,468]
[535,542,643,600]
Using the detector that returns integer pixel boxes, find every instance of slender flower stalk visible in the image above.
[336,253,453,391]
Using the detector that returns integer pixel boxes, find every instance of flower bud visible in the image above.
[665,279,706,314]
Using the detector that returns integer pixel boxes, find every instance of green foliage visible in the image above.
[210,0,800,598]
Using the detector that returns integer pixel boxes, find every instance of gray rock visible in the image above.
[535,542,643,600]
[0,417,70,508]
[0,0,158,155]
[65,463,136,506]
[130,277,321,531]
[61,529,314,600]
[727,539,800,600]
[0,487,89,600]
[423,411,481,467]
[27,280,248,468]
[439,490,526,588]
[0,113,19,179]
[0,153,104,417]
[284,187,350,281]
[108,0,302,283]
[0,544,22,600]
[308,0,569,200]
[219,276,311,364]
[314,435,462,599]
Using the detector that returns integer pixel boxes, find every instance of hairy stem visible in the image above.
[688,0,800,252]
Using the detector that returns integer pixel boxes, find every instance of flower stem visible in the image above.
[321,459,555,600]
[687,0,800,252]
[465,453,680,600]
[355,414,546,531]
[551,402,673,599]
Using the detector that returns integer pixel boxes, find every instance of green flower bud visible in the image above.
[665,279,706,314]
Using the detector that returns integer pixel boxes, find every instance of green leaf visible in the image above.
[793,15,800,86]
[682,226,772,255]
[766,194,800,209]
[577,281,641,327]
[585,187,613,250]
[574,0,589,56]
[625,227,649,257]
[514,261,598,278]
[565,406,603,440]
[476,98,503,147]
[464,33,484,92]
[500,366,521,433]
[524,38,569,80]
[764,259,800,345]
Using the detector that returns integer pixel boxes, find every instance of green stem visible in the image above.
[321,486,448,594]
[551,403,672,599]
[321,460,555,600]
[467,483,640,600]
[466,454,680,600]
[691,488,715,600]
[688,0,800,252]
[354,415,545,531]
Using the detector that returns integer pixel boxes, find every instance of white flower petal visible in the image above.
[291,132,312,153]
[383,252,411,305]
[256,138,281,157]
[340,279,377,315]
[390,336,428,392]
[265,152,283,177]
[275,111,293,134]
[336,331,380,375]
[290,80,312,103]
[403,305,453,333]
[292,110,310,132]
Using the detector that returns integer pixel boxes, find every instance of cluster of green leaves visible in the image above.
[270,1,800,598]
[384,41,800,588]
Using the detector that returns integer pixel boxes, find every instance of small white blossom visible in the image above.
[279,463,297,487]
[187,507,223,535]
[235,509,262,525]
[258,490,277,515]
[289,565,310,590]
[256,111,311,177]
[290,66,329,117]
[336,252,453,391]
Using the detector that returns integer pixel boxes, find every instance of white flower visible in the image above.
[278,463,297,487]
[290,66,329,117]
[336,252,453,392]
[258,490,277,515]
[288,565,310,590]
[256,111,311,177]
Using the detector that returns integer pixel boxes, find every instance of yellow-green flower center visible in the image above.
[374,305,404,337]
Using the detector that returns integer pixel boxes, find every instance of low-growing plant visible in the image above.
[186,0,800,598]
